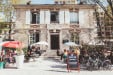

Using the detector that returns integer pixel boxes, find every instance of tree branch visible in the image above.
[92,0,113,20]
[107,0,113,16]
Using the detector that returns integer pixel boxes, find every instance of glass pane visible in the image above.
[70,12,79,23]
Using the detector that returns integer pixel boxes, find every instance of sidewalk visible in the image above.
[0,56,113,75]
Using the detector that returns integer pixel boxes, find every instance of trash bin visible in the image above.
[0,62,4,69]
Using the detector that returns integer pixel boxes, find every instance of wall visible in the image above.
[14,6,97,49]
[79,8,97,44]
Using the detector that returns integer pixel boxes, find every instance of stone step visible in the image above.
[41,50,58,57]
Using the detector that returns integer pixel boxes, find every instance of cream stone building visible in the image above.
[12,4,97,51]
[54,0,77,4]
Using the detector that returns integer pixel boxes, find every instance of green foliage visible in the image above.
[22,47,28,54]
[0,22,10,34]
[0,0,14,34]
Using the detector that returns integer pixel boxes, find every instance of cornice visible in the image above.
[13,4,96,10]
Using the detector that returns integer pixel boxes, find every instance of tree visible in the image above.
[91,0,113,20]
[0,0,14,40]
[91,0,113,49]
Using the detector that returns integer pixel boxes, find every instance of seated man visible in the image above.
[25,50,31,62]
[35,49,41,56]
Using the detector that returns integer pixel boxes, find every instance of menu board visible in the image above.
[67,53,79,71]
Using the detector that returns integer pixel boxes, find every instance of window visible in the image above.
[97,32,102,36]
[106,32,110,36]
[70,12,79,23]
[71,33,79,44]
[105,27,111,31]
[31,12,40,24]
[51,11,59,23]
[30,32,39,44]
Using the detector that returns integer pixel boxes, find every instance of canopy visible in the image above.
[32,41,48,46]
[0,41,22,48]
[64,42,80,46]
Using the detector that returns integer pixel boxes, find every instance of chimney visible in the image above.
[27,1,31,5]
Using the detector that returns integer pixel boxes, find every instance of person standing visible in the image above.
[74,47,80,57]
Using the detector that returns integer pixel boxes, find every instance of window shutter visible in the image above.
[26,10,30,24]
[59,10,64,24]
[45,10,50,24]
[79,10,84,27]
[65,10,70,24]
[40,10,45,24]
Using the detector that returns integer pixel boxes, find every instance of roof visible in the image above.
[13,4,96,9]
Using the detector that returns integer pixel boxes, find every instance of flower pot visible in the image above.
[15,55,24,69]
[0,62,4,69]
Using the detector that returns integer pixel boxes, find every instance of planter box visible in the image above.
[15,55,24,69]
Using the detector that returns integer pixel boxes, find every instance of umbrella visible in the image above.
[64,42,80,46]
[96,42,104,45]
[32,41,48,46]
[31,41,48,50]
[88,41,104,45]
[0,41,22,48]
[88,42,95,45]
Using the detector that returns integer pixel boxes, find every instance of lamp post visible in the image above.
[8,19,12,40]
[8,11,14,41]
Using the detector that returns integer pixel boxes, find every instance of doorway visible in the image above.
[50,34,60,50]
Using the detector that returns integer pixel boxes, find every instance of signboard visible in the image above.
[67,53,80,72]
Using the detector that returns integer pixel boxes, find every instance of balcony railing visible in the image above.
[47,24,70,29]
[25,24,80,31]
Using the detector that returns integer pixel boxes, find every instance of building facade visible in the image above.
[54,0,77,4]
[12,4,96,51]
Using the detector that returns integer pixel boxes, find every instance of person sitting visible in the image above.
[35,47,41,56]
[25,50,31,62]
[30,47,36,61]
[56,49,61,56]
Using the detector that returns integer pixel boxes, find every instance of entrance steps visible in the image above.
[41,50,59,58]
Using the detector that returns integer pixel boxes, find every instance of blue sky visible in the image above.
[31,0,54,4]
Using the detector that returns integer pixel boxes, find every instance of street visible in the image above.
[0,56,113,75]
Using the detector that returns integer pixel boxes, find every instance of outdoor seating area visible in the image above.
[24,41,48,62]
[0,41,24,69]
[24,46,42,62]
[0,40,49,69]
[57,43,113,71]
[0,40,113,71]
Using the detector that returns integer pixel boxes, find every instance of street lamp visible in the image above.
[8,19,12,40]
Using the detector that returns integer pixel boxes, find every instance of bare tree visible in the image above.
[0,0,14,40]
[91,0,113,20]
[91,0,113,49]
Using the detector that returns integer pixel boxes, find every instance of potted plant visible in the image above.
[15,48,24,69]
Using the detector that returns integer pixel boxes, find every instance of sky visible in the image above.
[31,0,54,4]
